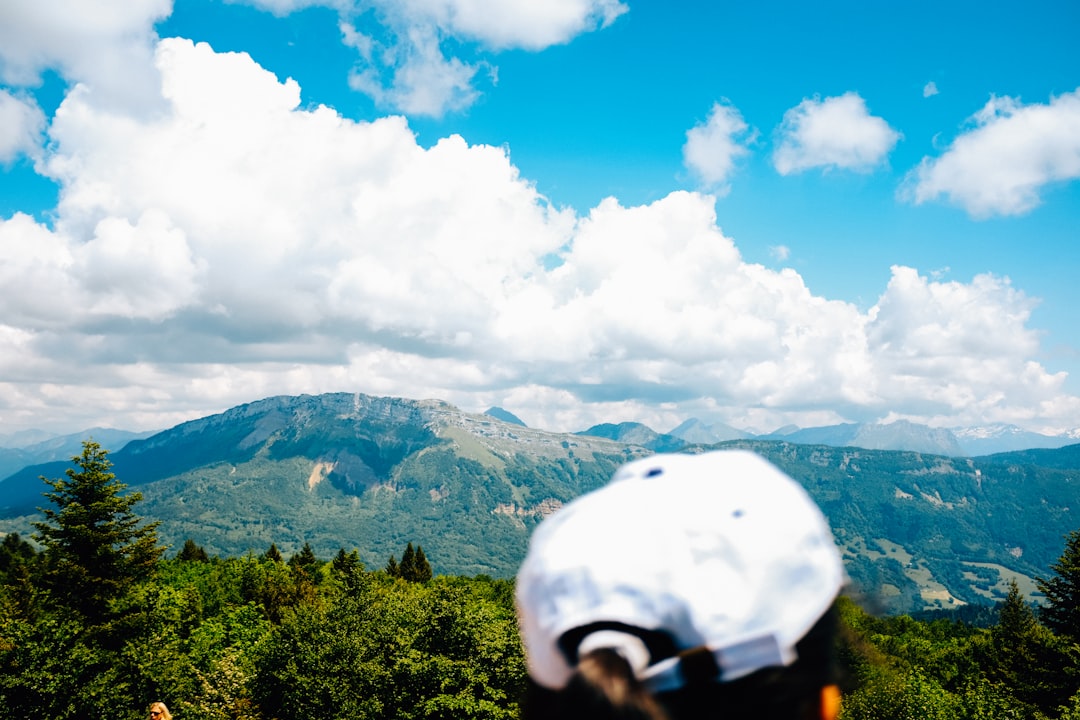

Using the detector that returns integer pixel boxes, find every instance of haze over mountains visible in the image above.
[1,391,1077,615]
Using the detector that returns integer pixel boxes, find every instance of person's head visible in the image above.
[515,450,846,720]
[148,701,172,720]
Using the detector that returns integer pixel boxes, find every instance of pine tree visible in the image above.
[331,548,366,594]
[987,579,1076,714]
[176,538,210,562]
[397,542,432,583]
[412,545,432,583]
[32,440,162,625]
[1037,528,1080,642]
[399,542,417,580]
[0,531,37,579]
[263,542,284,563]
[288,542,321,582]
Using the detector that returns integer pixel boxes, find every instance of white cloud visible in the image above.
[394,0,628,50]
[773,92,901,175]
[0,38,1075,438]
[0,90,45,163]
[901,89,1080,218]
[923,81,939,98]
[345,21,481,117]
[242,0,627,117]
[0,0,169,114]
[865,267,1066,425]
[240,0,627,48]
[769,245,790,262]
[682,101,756,195]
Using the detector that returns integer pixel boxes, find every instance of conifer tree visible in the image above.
[396,542,433,583]
[177,538,210,562]
[399,542,417,580]
[332,547,363,576]
[1037,528,1080,642]
[412,545,433,583]
[987,579,1076,714]
[288,542,321,582]
[32,440,162,625]
[0,531,36,579]
[263,542,284,563]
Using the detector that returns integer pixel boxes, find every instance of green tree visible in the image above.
[399,542,417,579]
[411,545,433,583]
[288,542,321,582]
[397,542,432,583]
[32,441,163,626]
[177,538,210,562]
[0,532,36,579]
[263,542,284,563]
[1037,528,1080,642]
[980,579,1075,715]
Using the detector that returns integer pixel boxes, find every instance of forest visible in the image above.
[1,441,1079,719]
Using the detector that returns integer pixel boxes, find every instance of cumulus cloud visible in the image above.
[0,37,1075,437]
[923,81,939,98]
[343,20,481,117]
[0,90,45,163]
[682,101,756,194]
[866,267,1056,421]
[901,89,1080,218]
[0,0,169,114]
[240,0,627,117]
[773,92,901,175]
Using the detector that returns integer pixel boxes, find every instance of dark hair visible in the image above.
[524,647,670,720]
[524,604,839,720]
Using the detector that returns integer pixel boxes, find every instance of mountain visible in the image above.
[483,407,526,426]
[0,429,57,448]
[1,392,1077,614]
[757,421,964,456]
[576,422,686,453]
[976,442,1080,469]
[851,420,964,456]
[668,418,749,444]
[952,423,1080,456]
[0,427,155,481]
[0,393,647,578]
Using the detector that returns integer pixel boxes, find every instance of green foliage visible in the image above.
[262,542,283,563]
[1038,529,1080,642]
[3,441,1080,720]
[32,441,164,626]
[392,541,433,583]
[249,572,525,720]
[178,537,211,562]
[287,542,322,583]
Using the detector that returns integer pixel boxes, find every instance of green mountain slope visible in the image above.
[1,392,1077,614]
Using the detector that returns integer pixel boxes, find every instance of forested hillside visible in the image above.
[1,442,1079,719]
[1,393,1078,614]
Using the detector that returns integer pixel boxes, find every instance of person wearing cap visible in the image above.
[515,450,847,720]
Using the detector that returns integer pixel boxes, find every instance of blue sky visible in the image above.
[1,0,1079,437]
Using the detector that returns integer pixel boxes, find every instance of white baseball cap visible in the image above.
[515,450,845,692]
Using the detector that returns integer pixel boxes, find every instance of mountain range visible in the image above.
[1,392,1077,615]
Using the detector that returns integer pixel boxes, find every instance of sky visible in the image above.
[1,0,1079,439]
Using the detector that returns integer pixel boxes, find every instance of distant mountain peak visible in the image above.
[576,422,686,453]
[668,418,748,444]
[484,407,527,427]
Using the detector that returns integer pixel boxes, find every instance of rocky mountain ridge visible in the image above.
[1,391,1077,615]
